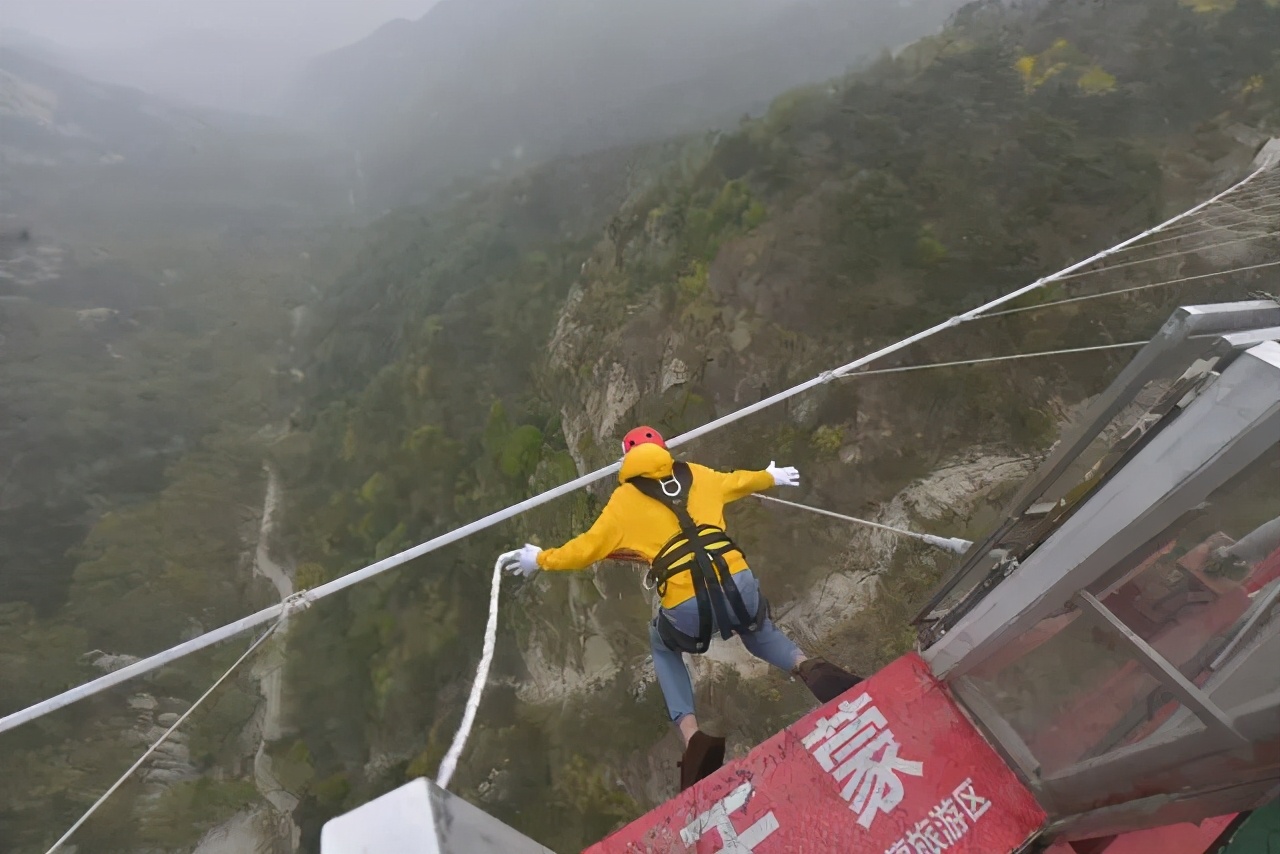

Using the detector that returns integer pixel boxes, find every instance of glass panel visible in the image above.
[961,605,1193,777]
[1091,442,1280,703]
[959,442,1280,783]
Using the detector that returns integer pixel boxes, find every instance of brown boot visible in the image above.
[793,658,863,703]
[678,731,726,791]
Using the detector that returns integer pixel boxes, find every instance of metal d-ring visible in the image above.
[660,476,682,497]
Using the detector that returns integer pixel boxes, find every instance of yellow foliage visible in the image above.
[1078,66,1118,95]
[1014,42,1073,91]
[1016,40,1116,95]
[1015,55,1037,83]
[1180,0,1235,10]
[810,425,844,455]
[1242,75,1265,96]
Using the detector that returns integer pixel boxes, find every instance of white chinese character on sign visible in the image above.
[929,797,968,844]
[802,694,925,829]
[680,782,779,853]
[883,781,989,854]
[951,778,990,822]
[904,818,947,854]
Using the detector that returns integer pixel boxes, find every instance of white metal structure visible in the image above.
[919,300,1280,840]
[321,777,553,854]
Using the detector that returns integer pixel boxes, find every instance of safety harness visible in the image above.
[627,462,767,654]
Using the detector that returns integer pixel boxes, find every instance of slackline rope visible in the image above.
[755,495,973,555]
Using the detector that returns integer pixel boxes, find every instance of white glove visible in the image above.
[766,461,800,487]
[496,544,542,578]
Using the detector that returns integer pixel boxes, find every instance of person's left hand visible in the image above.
[496,544,542,577]
[766,461,800,487]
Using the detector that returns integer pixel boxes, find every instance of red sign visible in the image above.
[584,653,1045,854]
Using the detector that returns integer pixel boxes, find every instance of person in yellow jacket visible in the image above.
[497,426,861,790]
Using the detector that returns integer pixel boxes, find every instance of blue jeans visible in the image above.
[648,569,803,724]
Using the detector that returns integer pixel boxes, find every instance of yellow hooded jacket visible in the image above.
[536,443,775,608]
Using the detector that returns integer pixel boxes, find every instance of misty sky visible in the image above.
[3,0,438,51]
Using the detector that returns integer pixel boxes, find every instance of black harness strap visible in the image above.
[628,462,762,654]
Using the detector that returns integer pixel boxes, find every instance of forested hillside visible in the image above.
[2,0,1279,852]
[0,40,357,854]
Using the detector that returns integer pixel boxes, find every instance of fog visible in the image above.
[0,0,970,211]
[1,0,438,113]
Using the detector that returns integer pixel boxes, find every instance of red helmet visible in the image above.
[622,425,666,453]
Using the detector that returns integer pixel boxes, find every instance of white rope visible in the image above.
[1131,206,1280,247]
[755,495,972,555]
[0,160,1270,737]
[975,260,1280,320]
[1052,232,1280,282]
[1193,173,1280,202]
[44,622,281,854]
[435,557,503,789]
[841,340,1147,377]
[1185,185,1280,213]
[1087,186,1280,247]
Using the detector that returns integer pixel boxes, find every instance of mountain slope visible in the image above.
[287,0,966,206]
[0,46,209,166]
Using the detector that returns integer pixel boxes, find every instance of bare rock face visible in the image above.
[75,307,119,327]
[192,807,296,854]
[774,570,880,652]
[692,636,772,682]
[0,232,65,287]
[116,695,203,795]
[128,694,159,712]
[589,362,642,442]
[889,453,1036,527]
[515,628,622,706]
[82,650,142,672]
[660,357,689,393]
